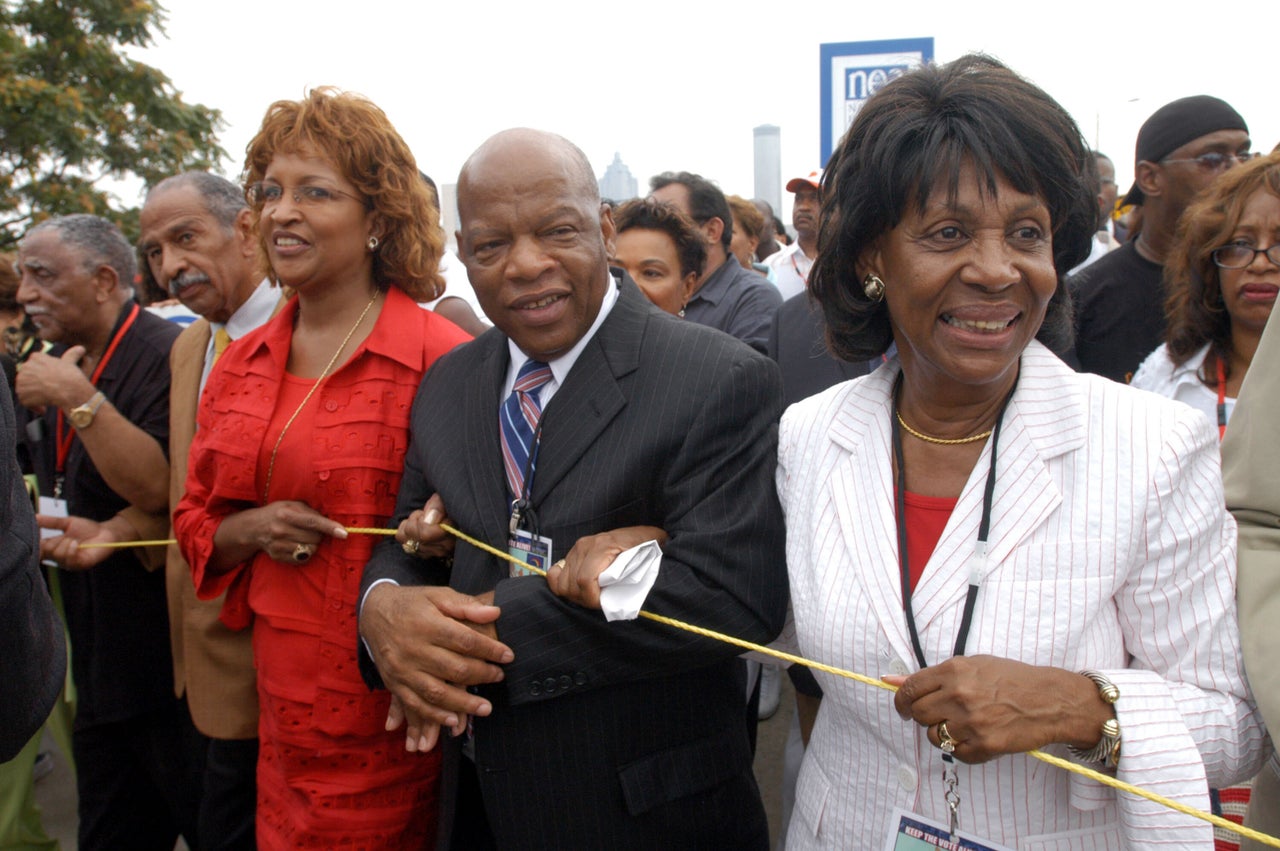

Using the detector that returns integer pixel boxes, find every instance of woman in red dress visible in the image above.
[173,88,470,849]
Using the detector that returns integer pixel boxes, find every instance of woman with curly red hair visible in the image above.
[173,88,470,849]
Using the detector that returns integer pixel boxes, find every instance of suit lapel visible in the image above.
[826,365,920,667]
[529,279,644,504]
[463,332,510,548]
[169,320,210,507]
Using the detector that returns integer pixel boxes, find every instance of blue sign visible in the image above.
[820,38,934,165]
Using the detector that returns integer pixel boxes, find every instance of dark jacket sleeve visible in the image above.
[0,369,66,761]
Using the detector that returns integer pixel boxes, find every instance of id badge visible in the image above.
[882,808,1014,851]
[37,496,68,540]
[507,529,553,578]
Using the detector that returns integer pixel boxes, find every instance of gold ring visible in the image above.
[552,559,566,572]
[292,543,314,564]
[402,539,421,555]
[937,721,958,754]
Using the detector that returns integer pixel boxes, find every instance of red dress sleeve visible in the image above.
[173,308,291,628]
[173,367,255,628]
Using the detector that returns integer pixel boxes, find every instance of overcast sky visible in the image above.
[129,0,1278,225]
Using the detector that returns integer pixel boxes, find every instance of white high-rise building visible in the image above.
[753,125,781,215]
[598,153,638,202]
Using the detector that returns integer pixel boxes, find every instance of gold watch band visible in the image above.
[69,391,106,429]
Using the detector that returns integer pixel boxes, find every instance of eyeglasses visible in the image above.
[1160,151,1256,172]
[1211,243,1280,269]
[246,182,364,209]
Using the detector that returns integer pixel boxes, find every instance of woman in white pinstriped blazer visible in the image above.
[780,55,1267,850]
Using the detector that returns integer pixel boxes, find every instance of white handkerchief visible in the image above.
[597,539,663,622]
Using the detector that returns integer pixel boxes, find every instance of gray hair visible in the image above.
[148,172,247,231]
[26,215,136,293]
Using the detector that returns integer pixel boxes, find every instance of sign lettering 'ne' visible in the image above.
[845,65,909,100]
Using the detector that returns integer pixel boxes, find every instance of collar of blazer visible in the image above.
[820,341,1088,661]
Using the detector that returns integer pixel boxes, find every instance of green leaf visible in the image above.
[0,0,224,249]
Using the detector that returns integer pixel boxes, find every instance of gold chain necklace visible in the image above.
[262,292,379,502]
[895,411,993,446]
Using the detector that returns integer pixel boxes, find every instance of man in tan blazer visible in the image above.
[1223,309,1280,849]
[138,172,281,849]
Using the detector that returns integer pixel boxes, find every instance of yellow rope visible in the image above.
[77,538,176,549]
[75,522,1279,845]
[437,522,1280,848]
[76,526,398,549]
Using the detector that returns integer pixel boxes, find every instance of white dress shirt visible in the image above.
[767,242,812,302]
[1130,343,1235,429]
[502,271,619,408]
[199,279,278,394]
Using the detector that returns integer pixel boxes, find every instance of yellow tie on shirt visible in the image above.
[212,328,232,363]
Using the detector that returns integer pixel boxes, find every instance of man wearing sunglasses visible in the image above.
[1070,95,1251,383]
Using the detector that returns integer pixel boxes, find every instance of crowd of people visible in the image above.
[1,51,1279,851]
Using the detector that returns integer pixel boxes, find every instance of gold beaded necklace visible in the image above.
[262,292,379,502]
[894,411,993,446]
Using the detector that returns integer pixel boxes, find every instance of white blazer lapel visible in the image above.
[826,364,920,668]
[909,344,1086,644]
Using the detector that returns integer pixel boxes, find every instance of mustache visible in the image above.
[168,270,211,295]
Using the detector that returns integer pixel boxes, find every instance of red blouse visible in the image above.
[177,287,470,619]
[902,490,958,592]
[173,286,470,848]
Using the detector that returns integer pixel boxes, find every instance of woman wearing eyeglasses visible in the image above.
[1132,151,1280,440]
[173,89,470,849]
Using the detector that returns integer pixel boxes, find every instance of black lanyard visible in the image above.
[509,418,545,537]
[891,369,1019,670]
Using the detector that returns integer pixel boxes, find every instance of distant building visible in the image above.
[753,125,781,215]
[598,152,638,203]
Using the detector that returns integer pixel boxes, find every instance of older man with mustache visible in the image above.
[140,172,280,849]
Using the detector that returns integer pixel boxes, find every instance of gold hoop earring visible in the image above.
[862,273,885,302]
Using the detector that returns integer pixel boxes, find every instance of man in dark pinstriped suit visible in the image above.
[359,128,786,850]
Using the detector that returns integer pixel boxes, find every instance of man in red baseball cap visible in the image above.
[767,170,822,300]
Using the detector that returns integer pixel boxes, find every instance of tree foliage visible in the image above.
[0,0,224,248]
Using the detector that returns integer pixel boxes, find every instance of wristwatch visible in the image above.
[68,391,106,429]
[1068,670,1122,769]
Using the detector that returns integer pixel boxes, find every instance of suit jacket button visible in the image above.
[573,672,587,686]
[543,678,558,694]
[558,674,572,690]
[530,682,541,697]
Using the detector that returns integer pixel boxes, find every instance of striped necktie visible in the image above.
[500,359,553,498]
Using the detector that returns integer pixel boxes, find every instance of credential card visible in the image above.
[882,808,1016,851]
